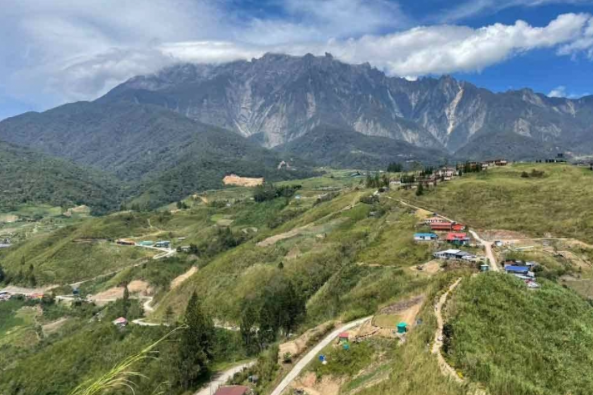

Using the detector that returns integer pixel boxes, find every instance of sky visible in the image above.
[1,0,593,120]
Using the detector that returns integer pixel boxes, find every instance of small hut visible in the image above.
[397,322,408,334]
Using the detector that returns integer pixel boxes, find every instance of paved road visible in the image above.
[469,230,499,272]
[269,316,372,395]
[432,278,463,384]
[195,361,255,395]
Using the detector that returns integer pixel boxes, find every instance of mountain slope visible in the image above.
[0,102,316,208]
[99,53,593,157]
[276,124,450,169]
[0,140,122,214]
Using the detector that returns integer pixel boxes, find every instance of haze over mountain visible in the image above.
[99,53,593,159]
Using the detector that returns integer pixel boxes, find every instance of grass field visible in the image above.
[446,273,593,395]
[402,163,593,243]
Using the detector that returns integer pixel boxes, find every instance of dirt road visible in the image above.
[270,316,372,395]
[469,230,499,272]
[194,361,255,395]
[432,278,463,384]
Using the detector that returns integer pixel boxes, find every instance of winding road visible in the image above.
[432,278,463,384]
[270,316,372,395]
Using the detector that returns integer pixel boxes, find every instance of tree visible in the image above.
[416,183,424,196]
[122,282,130,318]
[0,264,5,283]
[165,306,175,325]
[177,292,215,389]
[240,302,260,355]
[278,261,284,269]
[387,162,403,173]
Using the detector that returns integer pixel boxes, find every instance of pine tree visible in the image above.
[177,292,215,389]
[416,182,424,196]
[0,264,5,283]
[122,283,130,318]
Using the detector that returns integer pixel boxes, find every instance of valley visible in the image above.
[2,162,593,395]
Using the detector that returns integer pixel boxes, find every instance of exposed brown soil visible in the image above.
[170,266,198,290]
[292,372,343,395]
[279,321,336,363]
[222,174,264,187]
[89,280,150,302]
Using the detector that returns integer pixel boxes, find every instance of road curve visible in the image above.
[194,361,255,395]
[432,278,463,383]
[469,230,499,272]
[269,316,372,395]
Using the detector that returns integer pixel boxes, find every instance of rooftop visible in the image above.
[214,386,250,395]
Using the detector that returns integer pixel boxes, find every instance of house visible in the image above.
[397,322,408,334]
[0,238,11,249]
[155,241,171,248]
[434,249,474,260]
[113,317,128,327]
[116,239,135,246]
[138,241,154,247]
[480,264,490,272]
[338,332,350,343]
[446,233,470,246]
[28,293,44,301]
[414,233,438,241]
[430,221,466,232]
[214,386,251,395]
[424,216,443,225]
[430,221,454,231]
[504,266,530,275]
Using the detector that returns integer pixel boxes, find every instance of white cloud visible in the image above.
[1,0,593,112]
[437,0,593,23]
[548,85,590,98]
[162,13,593,77]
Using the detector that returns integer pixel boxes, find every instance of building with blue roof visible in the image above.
[414,233,438,241]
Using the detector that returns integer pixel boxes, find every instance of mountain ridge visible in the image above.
[99,52,593,157]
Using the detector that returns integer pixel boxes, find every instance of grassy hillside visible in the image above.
[0,141,122,214]
[0,212,157,285]
[403,163,593,242]
[446,273,593,395]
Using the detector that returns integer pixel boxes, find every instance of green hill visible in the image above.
[446,273,593,395]
[0,141,122,215]
[277,124,449,169]
[403,163,593,243]
[0,102,316,209]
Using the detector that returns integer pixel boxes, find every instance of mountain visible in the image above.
[0,140,122,214]
[277,124,450,169]
[0,102,315,209]
[99,53,593,158]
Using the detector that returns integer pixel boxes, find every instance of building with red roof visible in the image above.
[446,233,470,245]
[214,386,251,395]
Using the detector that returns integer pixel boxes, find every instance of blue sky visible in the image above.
[1,0,593,120]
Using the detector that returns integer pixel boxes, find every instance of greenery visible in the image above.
[253,183,302,202]
[446,273,593,395]
[0,141,122,215]
[406,163,593,243]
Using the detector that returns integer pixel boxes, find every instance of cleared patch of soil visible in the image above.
[279,321,336,363]
[480,229,531,241]
[0,214,18,223]
[223,174,264,187]
[42,318,69,336]
[292,372,343,395]
[89,280,150,302]
[358,296,424,339]
[171,266,198,290]
[410,260,442,275]
[257,219,345,247]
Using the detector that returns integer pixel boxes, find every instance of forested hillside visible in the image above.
[0,141,122,214]
[276,124,450,169]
